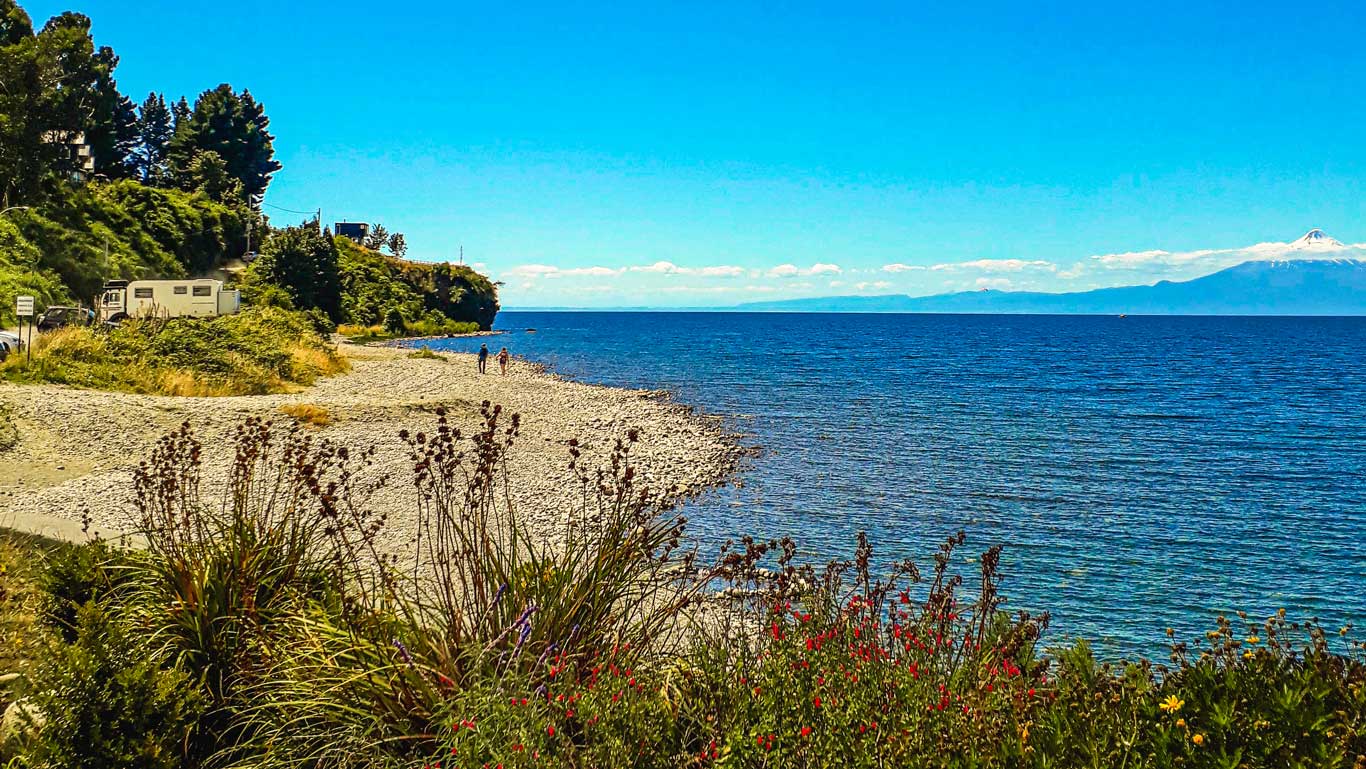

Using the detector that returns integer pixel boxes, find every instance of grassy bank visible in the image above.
[0,410,1360,768]
[337,318,481,345]
[0,307,347,396]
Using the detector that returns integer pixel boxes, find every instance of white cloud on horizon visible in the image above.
[765,262,842,278]
[932,258,1057,272]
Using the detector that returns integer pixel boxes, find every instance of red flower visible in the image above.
[813,696,822,708]
[547,725,555,737]
[800,726,812,738]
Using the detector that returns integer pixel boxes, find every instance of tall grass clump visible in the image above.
[0,307,347,396]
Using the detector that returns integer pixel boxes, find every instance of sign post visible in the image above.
[16,295,33,363]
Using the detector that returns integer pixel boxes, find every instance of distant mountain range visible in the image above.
[735,257,1366,316]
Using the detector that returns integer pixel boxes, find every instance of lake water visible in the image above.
[421,312,1366,658]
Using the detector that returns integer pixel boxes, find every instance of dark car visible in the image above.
[36,305,95,332]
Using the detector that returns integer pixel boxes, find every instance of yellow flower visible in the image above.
[1192,733,1205,746]
[1176,718,1186,728]
[1243,650,1254,660]
[1159,695,1184,713]
[1246,635,1261,644]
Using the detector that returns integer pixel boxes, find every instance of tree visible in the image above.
[0,0,32,45]
[246,222,341,319]
[179,149,243,203]
[167,84,281,204]
[171,96,190,129]
[134,92,174,184]
[363,223,389,251]
[387,232,407,258]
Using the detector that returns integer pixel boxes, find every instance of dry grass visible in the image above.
[406,345,446,361]
[278,403,332,427]
[0,309,350,397]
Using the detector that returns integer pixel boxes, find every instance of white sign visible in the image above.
[16,295,34,317]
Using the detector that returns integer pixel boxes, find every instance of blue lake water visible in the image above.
[422,312,1366,658]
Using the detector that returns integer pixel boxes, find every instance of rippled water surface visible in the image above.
[425,312,1366,657]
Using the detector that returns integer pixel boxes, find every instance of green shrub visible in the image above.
[382,306,406,334]
[407,345,446,361]
[39,539,123,643]
[22,603,203,769]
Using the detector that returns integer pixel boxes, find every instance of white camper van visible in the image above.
[99,279,241,323]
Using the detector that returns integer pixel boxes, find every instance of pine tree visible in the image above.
[172,96,191,129]
[135,92,174,184]
[167,84,281,205]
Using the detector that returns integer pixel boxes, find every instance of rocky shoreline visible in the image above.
[0,343,744,552]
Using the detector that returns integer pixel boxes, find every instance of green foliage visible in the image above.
[166,84,280,203]
[22,602,203,769]
[0,6,132,203]
[133,93,173,185]
[39,538,121,642]
[0,181,248,309]
[0,306,347,396]
[382,306,406,334]
[0,217,68,327]
[245,223,342,320]
[334,235,499,330]
[406,345,446,360]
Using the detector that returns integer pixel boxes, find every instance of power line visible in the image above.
[260,202,316,217]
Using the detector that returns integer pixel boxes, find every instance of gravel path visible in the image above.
[0,343,742,551]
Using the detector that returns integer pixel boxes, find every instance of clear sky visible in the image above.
[23,0,1366,306]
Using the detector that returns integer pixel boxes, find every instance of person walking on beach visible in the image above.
[477,343,489,374]
[498,346,510,375]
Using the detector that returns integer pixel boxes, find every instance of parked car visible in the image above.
[36,305,95,332]
[0,331,19,362]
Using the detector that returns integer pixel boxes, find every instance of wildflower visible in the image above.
[1192,733,1205,746]
[800,726,812,738]
[813,696,822,708]
[1176,718,1186,728]
[547,726,555,737]
[1246,635,1261,644]
[1158,695,1184,713]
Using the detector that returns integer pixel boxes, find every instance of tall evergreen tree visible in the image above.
[171,95,191,129]
[167,84,282,205]
[134,92,174,184]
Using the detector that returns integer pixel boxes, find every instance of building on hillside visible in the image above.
[41,131,94,180]
[335,222,369,243]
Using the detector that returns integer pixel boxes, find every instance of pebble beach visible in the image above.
[0,342,743,550]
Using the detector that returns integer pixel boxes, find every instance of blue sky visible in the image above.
[25,0,1366,306]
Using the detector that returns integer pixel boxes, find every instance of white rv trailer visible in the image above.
[99,279,241,323]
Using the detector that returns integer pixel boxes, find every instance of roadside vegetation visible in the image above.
[0,410,1360,768]
[0,307,346,396]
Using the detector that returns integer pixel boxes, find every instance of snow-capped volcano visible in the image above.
[1289,228,1345,250]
